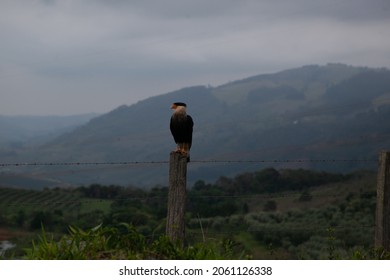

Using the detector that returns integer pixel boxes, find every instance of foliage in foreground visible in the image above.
[23,222,390,260]
[24,223,241,260]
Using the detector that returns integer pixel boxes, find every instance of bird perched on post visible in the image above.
[170,102,193,161]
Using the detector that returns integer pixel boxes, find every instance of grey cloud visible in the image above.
[1,0,389,115]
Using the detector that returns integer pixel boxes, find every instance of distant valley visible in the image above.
[1,63,390,189]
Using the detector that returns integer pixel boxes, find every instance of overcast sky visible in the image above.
[1,0,389,116]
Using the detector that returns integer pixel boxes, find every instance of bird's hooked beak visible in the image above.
[171,103,177,109]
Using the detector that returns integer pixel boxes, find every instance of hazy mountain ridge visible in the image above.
[0,113,99,154]
[2,64,390,188]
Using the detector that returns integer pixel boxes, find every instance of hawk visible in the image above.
[170,102,193,160]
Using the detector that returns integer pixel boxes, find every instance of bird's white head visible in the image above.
[171,102,187,114]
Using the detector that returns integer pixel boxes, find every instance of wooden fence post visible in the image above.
[166,152,188,246]
[375,151,390,250]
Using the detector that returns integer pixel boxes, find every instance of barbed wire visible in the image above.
[0,158,378,167]
[0,161,168,167]
[0,155,377,209]
[192,159,378,164]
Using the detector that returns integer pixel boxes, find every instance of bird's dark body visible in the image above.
[170,113,194,147]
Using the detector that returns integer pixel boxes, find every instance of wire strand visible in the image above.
[0,158,378,167]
